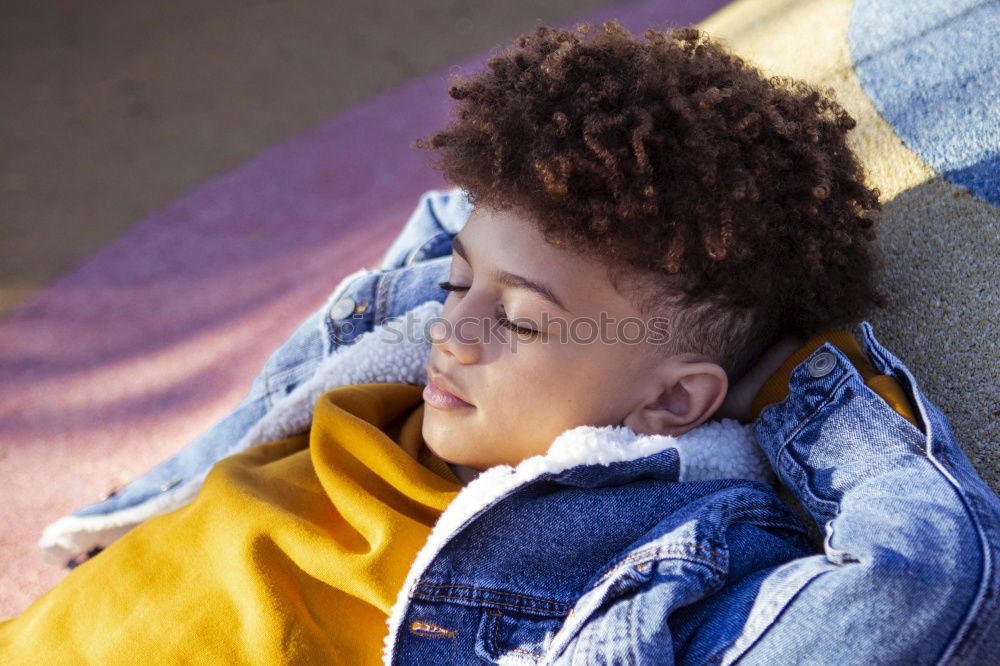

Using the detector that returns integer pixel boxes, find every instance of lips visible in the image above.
[425,367,474,409]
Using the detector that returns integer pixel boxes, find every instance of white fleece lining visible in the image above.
[38,296,773,660]
[379,405,769,662]
[37,299,442,562]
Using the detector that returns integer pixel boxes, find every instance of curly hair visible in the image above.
[413,21,885,381]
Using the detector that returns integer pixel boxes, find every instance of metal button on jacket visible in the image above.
[329,297,356,321]
[808,351,837,378]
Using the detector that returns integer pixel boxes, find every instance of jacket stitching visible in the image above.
[716,566,835,665]
[488,611,546,660]
[405,232,451,267]
[724,509,808,535]
[375,269,396,327]
[595,544,727,584]
[416,582,571,607]
[913,437,997,663]
[782,369,850,445]
[868,385,998,664]
[625,581,637,663]
[857,383,927,448]
[324,268,370,353]
[777,372,851,518]
[412,593,569,615]
[775,356,996,664]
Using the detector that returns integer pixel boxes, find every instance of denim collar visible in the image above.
[40,299,771,568]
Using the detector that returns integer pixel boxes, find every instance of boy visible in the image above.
[7,21,1000,664]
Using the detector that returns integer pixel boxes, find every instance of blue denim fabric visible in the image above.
[69,187,472,521]
[388,329,1000,664]
[377,186,473,270]
[63,186,1000,663]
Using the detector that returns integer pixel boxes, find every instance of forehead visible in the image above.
[457,205,641,317]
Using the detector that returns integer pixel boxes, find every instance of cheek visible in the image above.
[487,352,587,423]
[518,348,635,427]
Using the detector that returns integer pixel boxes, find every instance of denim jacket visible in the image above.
[39,187,474,561]
[40,188,1000,663]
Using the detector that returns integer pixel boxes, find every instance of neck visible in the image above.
[448,463,483,485]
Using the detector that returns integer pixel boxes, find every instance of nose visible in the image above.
[431,299,482,365]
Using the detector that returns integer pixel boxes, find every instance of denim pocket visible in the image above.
[475,608,565,664]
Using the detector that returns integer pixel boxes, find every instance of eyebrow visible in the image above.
[451,235,572,314]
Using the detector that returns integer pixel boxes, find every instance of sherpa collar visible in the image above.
[39,299,772,578]
[380,397,771,661]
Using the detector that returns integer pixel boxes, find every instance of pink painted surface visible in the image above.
[0,0,729,619]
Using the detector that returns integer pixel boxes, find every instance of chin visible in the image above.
[422,420,494,470]
[421,417,463,464]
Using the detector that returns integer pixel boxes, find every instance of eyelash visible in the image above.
[437,280,539,338]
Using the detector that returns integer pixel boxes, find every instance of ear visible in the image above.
[622,356,728,438]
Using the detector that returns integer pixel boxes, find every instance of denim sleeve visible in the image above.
[63,252,452,535]
[65,272,358,523]
[62,189,467,531]
[377,187,471,270]
[723,324,1000,665]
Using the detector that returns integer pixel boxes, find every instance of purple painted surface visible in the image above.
[0,0,729,619]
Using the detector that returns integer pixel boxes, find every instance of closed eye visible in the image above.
[495,306,539,338]
[438,281,539,338]
[438,280,469,293]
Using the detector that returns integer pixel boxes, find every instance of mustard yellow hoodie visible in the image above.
[1,332,917,663]
[0,383,460,664]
